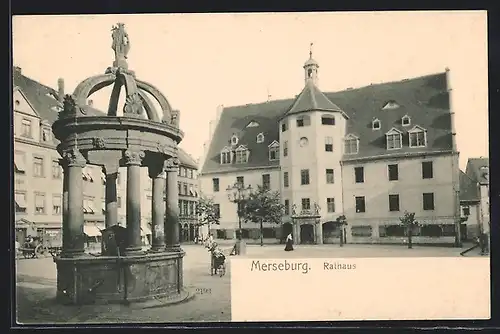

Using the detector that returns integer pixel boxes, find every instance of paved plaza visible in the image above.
[15,243,485,324]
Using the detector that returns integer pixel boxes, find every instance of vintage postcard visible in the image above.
[12,11,489,324]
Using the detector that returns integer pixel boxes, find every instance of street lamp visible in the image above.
[226,182,252,255]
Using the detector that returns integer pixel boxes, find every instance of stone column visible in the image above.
[316,220,323,244]
[124,150,145,255]
[103,164,119,229]
[165,157,181,251]
[293,221,300,245]
[148,161,166,252]
[60,149,86,257]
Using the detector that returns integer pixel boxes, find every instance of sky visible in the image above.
[12,11,488,169]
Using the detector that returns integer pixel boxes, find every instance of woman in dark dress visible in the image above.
[284,233,294,251]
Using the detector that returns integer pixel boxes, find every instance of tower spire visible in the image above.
[309,42,313,59]
[303,43,319,86]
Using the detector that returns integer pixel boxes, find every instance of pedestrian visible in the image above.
[284,233,294,251]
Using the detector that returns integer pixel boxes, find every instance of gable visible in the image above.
[385,127,402,135]
[268,140,279,148]
[13,89,39,117]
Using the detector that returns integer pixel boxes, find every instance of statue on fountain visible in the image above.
[111,23,130,69]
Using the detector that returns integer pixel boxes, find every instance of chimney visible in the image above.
[87,99,94,107]
[14,66,21,74]
[57,78,65,103]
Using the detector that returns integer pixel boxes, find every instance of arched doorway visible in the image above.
[282,222,293,243]
[322,221,340,244]
[300,224,314,244]
[189,224,195,242]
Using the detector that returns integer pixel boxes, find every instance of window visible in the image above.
[14,151,26,174]
[386,128,402,150]
[401,115,411,126]
[372,119,381,130]
[284,200,290,215]
[388,164,399,181]
[462,206,470,216]
[212,178,220,192]
[268,141,279,161]
[21,119,32,138]
[214,204,220,218]
[53,194,62,214]
[42,128,51,142]
[301,198,311,211]
[83,198,95,214]
[189,169,194,179]
[183,183,188,195]
[220,148,231,164]
[34,193,46,214]
[423,193,435,210]
[344,136,359,154]
[15,192,27,213]
[52,160,61,179]
[235,147,248,164]
[283,172,289,188]
[296,115,311,127]
[178,181,181,195]
[262,174,270,190]
[33,156,44,177]
[354,167,364,183]
[236,176,244,188]
[283,141,288,157]
[351,226,373,237]
[183,201,189,216]
[325,136,333,152]
[300,169,310,185]
[321,115,335,125]
[355,196,366,213]
[256,133,264,143]
[389,194,400,212]
[420,225,443,237]
[409,127,427,147]
[326,198,335,213]
[147,178,152,190]
[326,169,334,184]
[422,161,433,179]
[281,122,288,132]
[117,196,122,208]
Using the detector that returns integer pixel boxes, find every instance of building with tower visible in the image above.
[199,48,462,245]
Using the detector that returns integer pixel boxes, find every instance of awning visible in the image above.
[15,193,27,209]
[84,224,101,237]
[141,224,152,236]
[14,158,26,173]
[87,201,96,214]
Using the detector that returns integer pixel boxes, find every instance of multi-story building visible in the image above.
[13,67,199,244]
[200,51,462,245]
[459,157,489,241]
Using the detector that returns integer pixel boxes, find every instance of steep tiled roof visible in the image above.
[284,80,343,117]
[459,170,479,202]
[465,157,489,185]
[13,69,197,168]
[201,71,453,174]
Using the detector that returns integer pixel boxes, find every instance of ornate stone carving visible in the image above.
[124,150,145,166]
[123,93,143,116]
[111,23,130,62]
[59,95,86,119]
[170,110,180,127]
[164,157,180,172]
[93,137,106,149]
[157,142,168,154]
[61,148,87,167]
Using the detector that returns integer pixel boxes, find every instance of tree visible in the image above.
[195,195,220,238]
[241,185,284,246]
[399,211,419,249]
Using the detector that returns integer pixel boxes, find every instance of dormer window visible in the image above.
[401,115,411,126]
[235,145,249,164]
[230,134,239,146]
[296,115,311,127]
[321,114,335,125]
[480,166,489,180]
[220,147,232,165]
[344,134,359,155]
[246,121,260,128]
[256,133,265,143]
[268,141,280,161]
[408,125,427,148]
[385,128,403,150]
[382,100,400,110]
[372,119,381,130]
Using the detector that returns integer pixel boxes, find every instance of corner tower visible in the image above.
[279,46,349,246]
